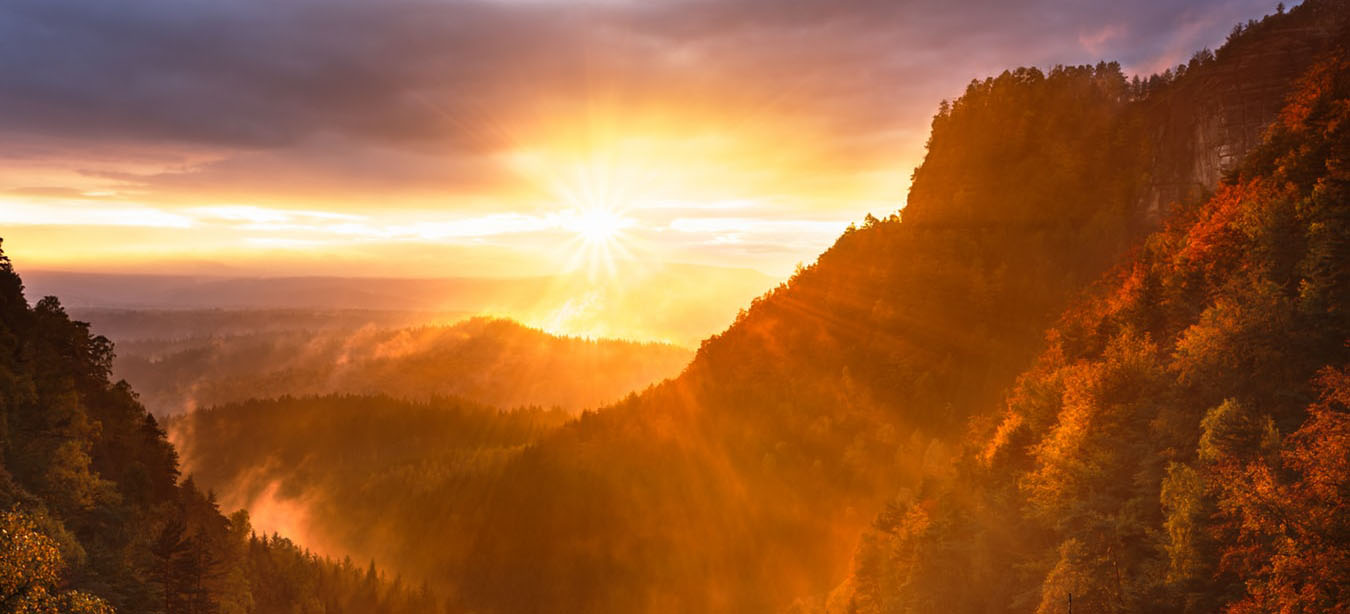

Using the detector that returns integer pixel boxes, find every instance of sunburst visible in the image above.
[510,151,646,280]
[569,207,628,246]
[559,203,636,280]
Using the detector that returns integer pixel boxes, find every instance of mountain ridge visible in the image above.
[824,34,1350,613]
[453,3,1350,612]
[105,315,692,415]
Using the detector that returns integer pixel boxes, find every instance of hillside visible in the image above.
[828,34,1350,614]
[107,316,692,415]
[0,246,443,613]
[451,4,1350,613]
[167,395,570,590]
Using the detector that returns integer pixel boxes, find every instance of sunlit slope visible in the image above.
[109,316,692,415]
[457,7,1345,613]
[830,36,1350,614]
[460,70,1151,614]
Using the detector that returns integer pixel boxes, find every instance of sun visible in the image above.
[558,206,636,279]
[505,147,646,278]
[570,208,627,245]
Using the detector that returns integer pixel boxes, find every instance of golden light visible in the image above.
[504,144,648,281]
[568,207,629,245]
[558,204,637,281]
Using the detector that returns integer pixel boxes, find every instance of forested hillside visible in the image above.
[167,395,570,589]
[0,246,444,613]
[461,68,1147,614]
[453,4,1349,613]
[111,317,691,415]
[827,39,1350,614]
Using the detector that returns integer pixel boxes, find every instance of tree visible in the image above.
[0,509,113,614]
[1216,367,1350,614]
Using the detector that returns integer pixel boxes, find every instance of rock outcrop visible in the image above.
[1141,0,1349,219]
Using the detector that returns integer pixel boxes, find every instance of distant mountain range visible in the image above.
[111,315,692,416]
[24,262,780,346]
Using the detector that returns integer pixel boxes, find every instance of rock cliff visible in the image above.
[1142,0,1349,219]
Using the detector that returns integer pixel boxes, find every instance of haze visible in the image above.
[1,0,1273,341]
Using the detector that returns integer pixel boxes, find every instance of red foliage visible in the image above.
[1219,367,1350,614]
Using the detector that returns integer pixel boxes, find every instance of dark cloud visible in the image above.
[88,133,527,205]
[0,0,1282,201]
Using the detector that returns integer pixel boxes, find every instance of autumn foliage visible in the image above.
[831,33,1350,614]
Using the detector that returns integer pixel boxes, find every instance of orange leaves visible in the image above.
[1022,361,1098,522]
[1171,184,1252,285]
[0,509,114,614]
[1278,57,1350,133]
[1103,260,1151,318]
[835,11,1350,614]
[0,510,63,604]
[978,410,1025,467]
[1215,367,1350,614]
[1022,331,1166,528]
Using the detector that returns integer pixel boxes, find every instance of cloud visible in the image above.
[667,217,846,236]
[0,200,195,228]
[7,186,109,199]
[0,0,1287,275]
[0,0,1273,158]
[192,205,363,224]
[1078,24,1128,56]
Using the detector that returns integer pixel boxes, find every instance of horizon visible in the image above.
[3,0,1277,289]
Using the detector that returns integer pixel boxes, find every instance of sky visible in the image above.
[1,0,1281,280]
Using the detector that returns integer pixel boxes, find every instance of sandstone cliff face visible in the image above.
[1141,0,1349,220]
